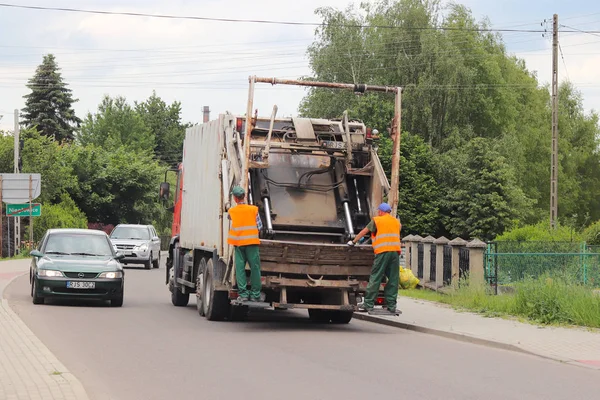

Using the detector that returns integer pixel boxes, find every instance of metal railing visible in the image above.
[443,245,452,285]
[485,241,600,288]
[459,247,470,280]
[417,243,424,279]
[430,244,437,282]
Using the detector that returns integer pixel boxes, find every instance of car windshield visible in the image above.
[110,226,150,240]
[44,233,113,256]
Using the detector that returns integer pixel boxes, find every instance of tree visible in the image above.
[78,95,154,152]
[68,144,163,225]
[20,129,77,205]
[438,137,530,240]
[21,54,81,142]
[135,92,187,166]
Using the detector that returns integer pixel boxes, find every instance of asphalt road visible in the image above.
[5,260,600,400]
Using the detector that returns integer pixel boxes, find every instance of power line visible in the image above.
[561,24,600,39]
[558,43,570,81]
[0,2,596,33]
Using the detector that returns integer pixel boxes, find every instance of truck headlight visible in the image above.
[99,271,123,279]
[38,270,64,277]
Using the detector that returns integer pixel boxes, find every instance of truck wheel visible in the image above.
[329,311,353,324]
[196,258,207,317]
[308,309,330,323]
[202,258,229,321]
[171,284,189,307]
[229,306,249,322]
[308,310,353,324]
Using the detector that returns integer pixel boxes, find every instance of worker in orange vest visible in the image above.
[228,185,262,302]
[348,203,401,313]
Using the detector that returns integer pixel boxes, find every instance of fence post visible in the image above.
[434,236,449,289]
[411,235,423,278]
[402,235,415,271]
[422,236,435,284]
[467,239,487,285]
[448,237,468,286]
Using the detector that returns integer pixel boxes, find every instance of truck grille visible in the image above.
[64,272,98,279]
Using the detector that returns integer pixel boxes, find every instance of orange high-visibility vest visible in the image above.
[228,204,260,246]
[372,214,401,254]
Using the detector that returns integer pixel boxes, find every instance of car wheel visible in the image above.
[31,279,44,305]
[111,296,124,307]
[145,253,152,270]
[152,252,160,269]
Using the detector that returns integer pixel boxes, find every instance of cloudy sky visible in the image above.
[0,0,599,131]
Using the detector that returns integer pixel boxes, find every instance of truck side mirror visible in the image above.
[159,182,170,202]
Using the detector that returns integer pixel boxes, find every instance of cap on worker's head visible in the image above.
[378,203,392,213]
[232,185,245,198]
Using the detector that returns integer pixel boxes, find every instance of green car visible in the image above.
[30,229,125,307]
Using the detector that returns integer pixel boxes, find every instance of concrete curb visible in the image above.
[353,313,600,371]
[353,312,529,354]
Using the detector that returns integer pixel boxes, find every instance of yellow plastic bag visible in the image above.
[399,267,420,289]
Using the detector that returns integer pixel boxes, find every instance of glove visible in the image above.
[347,240,355,247]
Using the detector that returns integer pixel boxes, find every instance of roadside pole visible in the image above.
[13,109,20,254]
[0,175,3,258]
[29,174,33,248]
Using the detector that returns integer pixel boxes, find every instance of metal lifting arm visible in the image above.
[243,76,403,217]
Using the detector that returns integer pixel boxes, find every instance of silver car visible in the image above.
[109,224,161,269]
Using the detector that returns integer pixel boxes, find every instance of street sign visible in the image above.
[6,203,41,217]
[0,173,41,203]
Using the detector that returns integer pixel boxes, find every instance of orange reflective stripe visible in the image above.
[372,215,401,254]
[228,204,260,246]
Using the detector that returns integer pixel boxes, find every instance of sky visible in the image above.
[0,0,599,131]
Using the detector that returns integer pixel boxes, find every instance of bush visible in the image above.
[495,221,581,242]
[31,194,88,242]
[583,220,600,245]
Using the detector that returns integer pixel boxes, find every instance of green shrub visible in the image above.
[31,194,88,242]
[583,220,600,245]
[495,221,581,242]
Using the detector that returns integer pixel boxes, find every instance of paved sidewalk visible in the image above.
[0,259,90,399]
[355,295,600,370]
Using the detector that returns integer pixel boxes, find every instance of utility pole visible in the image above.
[550,14,559,229]
[13,109,20,254]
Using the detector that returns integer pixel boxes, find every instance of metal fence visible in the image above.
[443,245,452,285]
[485,241,600,288]
[459,247,470,280]
[430,244,437,282]
[417,243,424,279]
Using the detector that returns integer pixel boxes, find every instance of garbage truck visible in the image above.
[160,76,403,323]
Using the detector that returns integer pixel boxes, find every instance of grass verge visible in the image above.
[400,275,600,328]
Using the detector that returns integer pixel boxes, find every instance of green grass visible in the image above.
[400,275,600,328]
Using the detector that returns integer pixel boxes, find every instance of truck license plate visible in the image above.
[67,281,96,289]
[322,141,346,149]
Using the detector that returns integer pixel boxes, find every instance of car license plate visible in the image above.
[124,251,132,256]
[66,281,96,289]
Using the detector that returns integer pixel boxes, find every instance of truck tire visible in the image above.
[229,306,249,322]
[196,258,207,317]
[202,258,229,321]
[171,286,189,307]
[308,309,353,324]
[329,311,353,324]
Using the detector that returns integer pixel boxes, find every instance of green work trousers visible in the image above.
[234,245,262,299]
[364,251,400,311]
